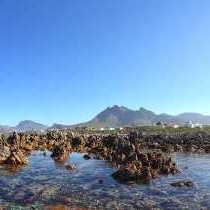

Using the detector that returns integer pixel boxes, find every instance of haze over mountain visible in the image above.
[1,105,210,132]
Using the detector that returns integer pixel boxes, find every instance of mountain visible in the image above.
[87,105,156,127]
[16,120,47,131]
[78,105,157,128]
[155,113,178,123]
[80,105,210,128]
[49,123,70,130]
[1,106,210,132]
[0,125,13,133]
[177,113,210,124]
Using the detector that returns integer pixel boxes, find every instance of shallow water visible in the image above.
[0,151,210,209]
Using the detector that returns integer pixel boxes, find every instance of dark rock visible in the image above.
[170,180,194,187]
[112,168,136,182]
[65,164,76,171]
[98,179,104,184]
[83,154,91,160]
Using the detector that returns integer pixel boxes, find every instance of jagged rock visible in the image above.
[21,144,33,151]
[4,149,28,165]
[0,146,11,163]
[71,137,82,148]
[51,144,69,161]
[0,130,181,183]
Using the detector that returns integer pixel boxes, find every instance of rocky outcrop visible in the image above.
[0,146,11,163]
[0,130,181,183]
[111,152,179,182]
[51,143,70,161]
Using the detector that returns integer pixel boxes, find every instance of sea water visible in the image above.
[0,151,209,209]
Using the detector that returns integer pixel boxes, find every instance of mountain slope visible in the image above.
[81,106,210,127]
[177,113,210,124]
[88,105,157,127]
[49,123,70,130]
[16,120,47,131]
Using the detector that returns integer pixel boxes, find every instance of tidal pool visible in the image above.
[0,151,210,209]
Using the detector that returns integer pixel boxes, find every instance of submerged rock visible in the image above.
[65,164,77,171]
[83,154,91,160]
[170,180,194,187]
[112,168,136,182]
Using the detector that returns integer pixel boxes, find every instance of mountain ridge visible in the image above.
[1,105,210,132]
[72,105,210,128]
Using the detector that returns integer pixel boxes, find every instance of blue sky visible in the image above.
[0,0,210,126]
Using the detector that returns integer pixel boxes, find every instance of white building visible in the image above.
[186,121,203,128]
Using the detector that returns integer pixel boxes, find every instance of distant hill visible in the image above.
[49,123,70,130]
[0,125,13,133]
[16,120,48,131]
[177,113,210,124]
[1,106,210,132]
[0,120,48,133]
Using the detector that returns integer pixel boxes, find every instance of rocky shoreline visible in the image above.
[0,130,184,182]
[3,129,210,183]
[2,129,209,182]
